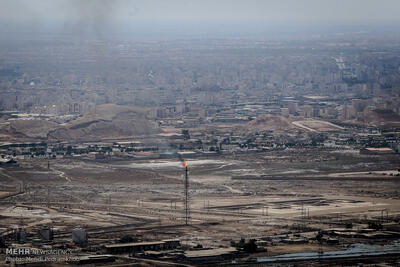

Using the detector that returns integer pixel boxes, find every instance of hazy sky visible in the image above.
[1,0,399,23]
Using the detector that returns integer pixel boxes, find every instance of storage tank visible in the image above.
[72,228,87,244]
[15,227,26,244]
[38,227,53,241]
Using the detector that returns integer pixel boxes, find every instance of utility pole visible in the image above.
[47,187,50,207]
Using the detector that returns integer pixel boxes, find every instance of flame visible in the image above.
[183,161,188,167]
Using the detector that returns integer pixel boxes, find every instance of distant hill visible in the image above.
[47,104,160,141]
[358,109,400,128]
[0,120,58,140]
[0,104,160,142]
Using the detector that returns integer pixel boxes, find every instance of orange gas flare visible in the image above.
[183,161,188,167]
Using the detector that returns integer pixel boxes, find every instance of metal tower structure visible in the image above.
[183,161,190,225]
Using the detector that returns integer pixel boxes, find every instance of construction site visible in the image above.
[1,147,400,266]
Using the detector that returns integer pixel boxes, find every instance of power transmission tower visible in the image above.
[184,162,190,225]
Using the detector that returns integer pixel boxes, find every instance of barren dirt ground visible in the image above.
[1,149,399,251]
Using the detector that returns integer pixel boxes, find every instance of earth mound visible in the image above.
[48,104,160,141]
[358,109,400,127]
[247,114,297,131]
[0,120,58,140]
[0,104,160,142]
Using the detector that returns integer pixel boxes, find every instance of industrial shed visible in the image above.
[105,239,180,254]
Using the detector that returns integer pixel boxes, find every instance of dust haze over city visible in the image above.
[0,0,400,266]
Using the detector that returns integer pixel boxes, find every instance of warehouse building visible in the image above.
[104,239,180,254]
